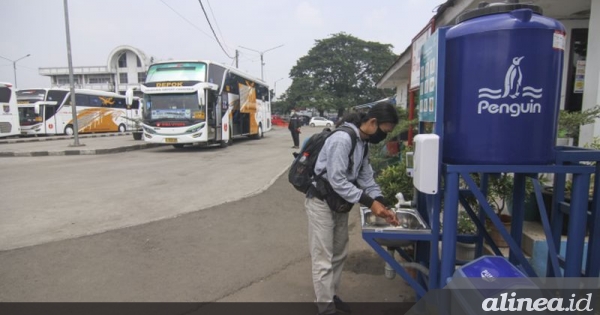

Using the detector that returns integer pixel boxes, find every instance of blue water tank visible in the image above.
[443,1,565,164]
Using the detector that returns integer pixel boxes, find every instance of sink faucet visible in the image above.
[395,192,413,208]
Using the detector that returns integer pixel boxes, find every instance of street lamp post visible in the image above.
[63,0,83,147]
[238,44,284,80]
[0,54,31,89]
[274,77,284,100]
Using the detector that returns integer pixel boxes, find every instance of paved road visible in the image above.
[0,126,415,303]
[0,126,316,250]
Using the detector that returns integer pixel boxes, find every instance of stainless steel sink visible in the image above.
[360,207,431,247]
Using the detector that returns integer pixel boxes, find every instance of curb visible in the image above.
[0,143,161,158]
[0,132,132,145]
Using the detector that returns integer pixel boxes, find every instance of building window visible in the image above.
[119,73,128,84]
[88,76,111,84]
[137,72,146,83]
[137,56,142,67]
[118,54,127,68]
[56,75,79,85]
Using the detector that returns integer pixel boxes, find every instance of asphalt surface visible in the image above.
[0,127,416,303]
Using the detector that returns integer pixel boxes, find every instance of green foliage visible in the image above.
[284,33,397,115]
[457,211,477,235]
[558,105,600,138]
[375,144,414,205]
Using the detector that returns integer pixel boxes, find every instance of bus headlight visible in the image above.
[186,123,204,134]
[192,132,203,138]
[143,126,157,134]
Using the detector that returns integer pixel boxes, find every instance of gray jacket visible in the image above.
[312,122,383,206]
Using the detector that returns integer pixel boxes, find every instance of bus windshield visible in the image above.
[16,89,46,104]
[145,93,205,121]
[18,106,41,126]
[145,62,206,83]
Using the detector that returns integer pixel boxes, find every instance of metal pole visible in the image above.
[260,54,264,80]
[238,44,283,81]
[63,0,82,147]
[235,50,239,68]
[13,62,17,89]
[0,54,31,89]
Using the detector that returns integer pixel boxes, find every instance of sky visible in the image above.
[0,0,444,97]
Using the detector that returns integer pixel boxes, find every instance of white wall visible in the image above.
[558,19,590,110]
[579,0,600,146]
[395,81,409,110]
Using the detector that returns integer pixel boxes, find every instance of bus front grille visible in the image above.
[0,122,12,133]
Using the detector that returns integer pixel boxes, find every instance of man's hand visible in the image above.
[371,201,399,226]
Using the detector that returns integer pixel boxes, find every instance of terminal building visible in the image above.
[38,45,152,96]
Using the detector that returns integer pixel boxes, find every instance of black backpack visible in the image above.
[288,125,368,194]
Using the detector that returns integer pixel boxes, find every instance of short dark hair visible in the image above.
[336,102,399,128]
[367,102,399,125]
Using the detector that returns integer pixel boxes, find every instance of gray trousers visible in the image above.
[305,196,349,315]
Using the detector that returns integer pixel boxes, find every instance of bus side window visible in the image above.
[75,94,90,106]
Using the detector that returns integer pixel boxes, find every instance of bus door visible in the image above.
[125,99,139,130]
[35,102,58,135]
[206,90,221,141]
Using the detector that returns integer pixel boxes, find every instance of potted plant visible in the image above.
[456,211,477,261]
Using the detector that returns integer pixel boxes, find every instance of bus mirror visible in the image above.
[198,90,206,107]
[125,88,135,106]
[205,83,219,91]
[33,101,57,115]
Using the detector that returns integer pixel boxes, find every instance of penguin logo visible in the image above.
[502,56,524,99]
[478,56,543,101]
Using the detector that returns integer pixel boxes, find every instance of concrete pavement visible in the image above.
[0,132,158,157]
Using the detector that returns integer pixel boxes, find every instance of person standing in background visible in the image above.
[288,110,301,148]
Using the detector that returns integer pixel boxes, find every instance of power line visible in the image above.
[198,0,234,59]
[158,0,213,42]
[206,0,230,51]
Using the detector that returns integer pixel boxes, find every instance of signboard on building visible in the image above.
[410,22,433,90]
[574,59,586,93]
[419,28,447,123]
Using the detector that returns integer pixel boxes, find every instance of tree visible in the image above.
[284,33,397,117]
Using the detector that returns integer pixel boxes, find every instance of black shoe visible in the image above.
[334,295,351,314]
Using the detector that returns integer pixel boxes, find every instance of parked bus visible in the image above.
[0,82,20,138]
[126,60,271,148]
[16,88,140,136]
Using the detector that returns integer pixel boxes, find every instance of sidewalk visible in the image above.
[0,133,158,157]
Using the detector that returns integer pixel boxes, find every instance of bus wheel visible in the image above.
[118,124,126,133]
[172,144,185,149]
[64,125,74,136]
[253,124,263,139]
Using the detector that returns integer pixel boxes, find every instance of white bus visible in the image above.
[16,88,141,136]
[0,82,20,138]
[126,60,271,148]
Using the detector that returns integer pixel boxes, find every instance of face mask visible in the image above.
[368,127,388,144]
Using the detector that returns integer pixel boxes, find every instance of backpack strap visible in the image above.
[315,125,368,178]
[335,125,363,172]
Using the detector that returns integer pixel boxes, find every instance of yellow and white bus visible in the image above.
[17,88,141,136]
[0,82,20,138]
[126,60,271,148]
